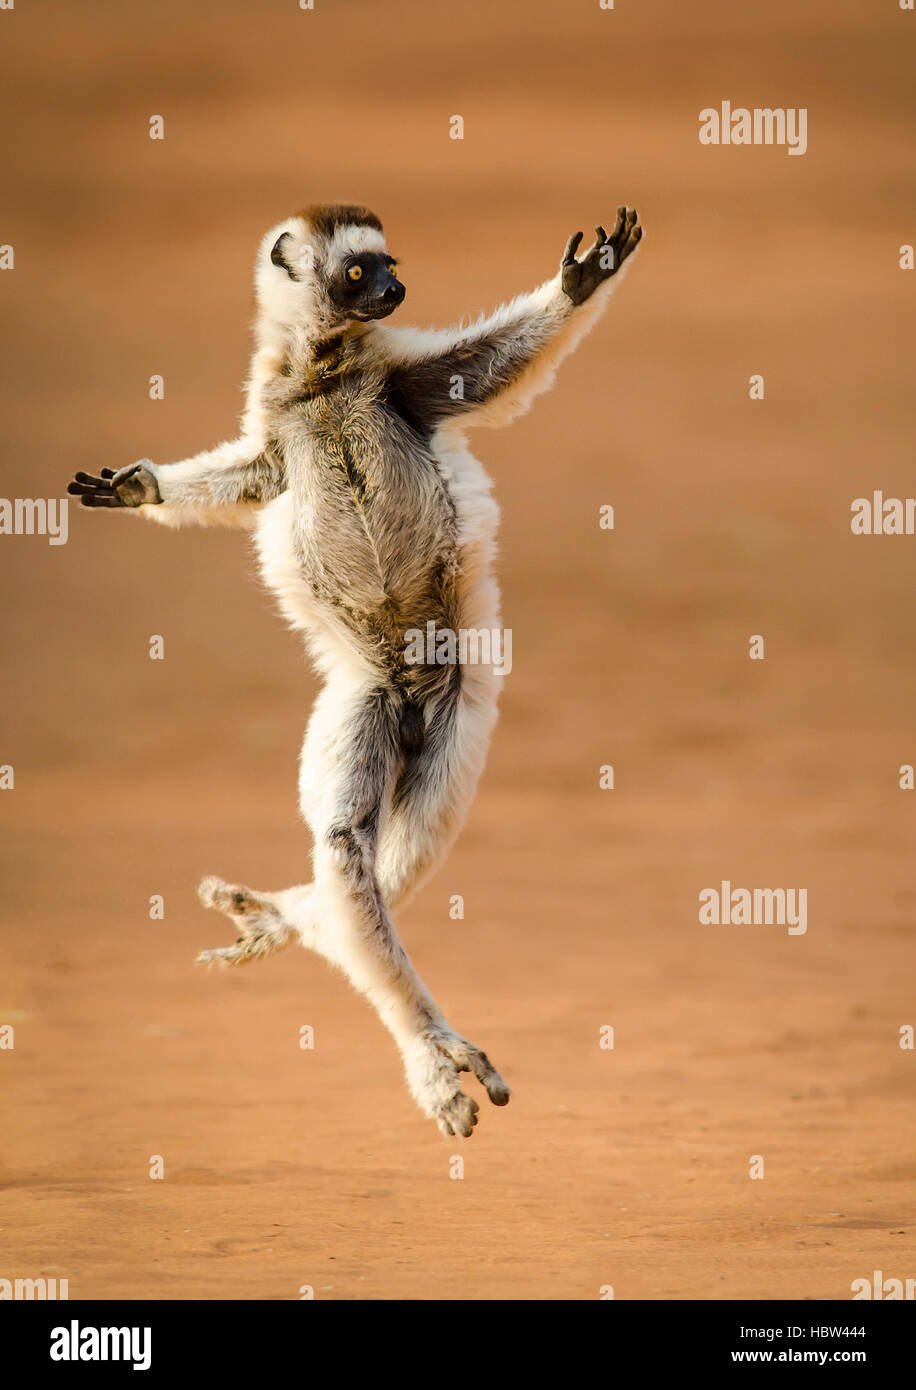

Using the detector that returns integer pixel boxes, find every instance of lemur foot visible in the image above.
[195,875,292,966]
[561,205,642,306]
[409,1028,510,1138]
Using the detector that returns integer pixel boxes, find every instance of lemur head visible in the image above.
[255,204,405,343]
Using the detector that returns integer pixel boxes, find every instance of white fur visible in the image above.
[328,224,387,259]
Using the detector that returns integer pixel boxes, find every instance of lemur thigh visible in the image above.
[375,682,499,908]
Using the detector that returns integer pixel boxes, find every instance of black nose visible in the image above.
[384,282,405,305]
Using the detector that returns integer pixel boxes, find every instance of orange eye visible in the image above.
[388,263,397,276]
[348,265,362,281]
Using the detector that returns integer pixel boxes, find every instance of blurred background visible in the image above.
[1,0,915,1299]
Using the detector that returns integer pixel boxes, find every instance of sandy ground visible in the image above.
[2,0,915,1299]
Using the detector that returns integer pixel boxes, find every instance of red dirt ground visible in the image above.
[2,0,915,1299]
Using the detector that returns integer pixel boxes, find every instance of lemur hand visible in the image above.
[561,206,641,306]
[67,461,161,508]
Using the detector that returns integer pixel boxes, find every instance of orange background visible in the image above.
[1,0,914,1299]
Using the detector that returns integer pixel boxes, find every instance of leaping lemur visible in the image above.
[68,202,642,1138]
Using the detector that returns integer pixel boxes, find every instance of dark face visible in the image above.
[328,251,406,321]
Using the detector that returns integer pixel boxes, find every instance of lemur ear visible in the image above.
[270,233,297,280]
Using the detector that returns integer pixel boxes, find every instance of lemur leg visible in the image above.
[375,674,500,908]
[298,678,506,1136]
[195,674,508,1134]
[371,680,511,1128]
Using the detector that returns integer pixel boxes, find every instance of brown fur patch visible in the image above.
[297,204,383,239]
[312,334,344,363]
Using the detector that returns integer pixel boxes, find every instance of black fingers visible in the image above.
[80,492,124,507]
[562,230,584,264]
[619,223,642,264]
[612,207,637,245]
[567,208,641,273]
[68,471,111,491]
[66,470,125,507]
[606,207,641,269]
[609,206,626,244]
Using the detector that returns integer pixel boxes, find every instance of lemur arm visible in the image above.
[379,207,641,431]
[67,437,286,529]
